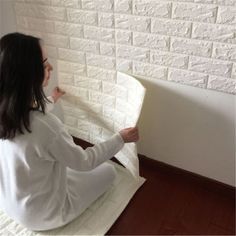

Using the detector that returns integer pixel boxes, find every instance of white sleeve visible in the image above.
[46,127,124,171]
[46,96,54,112]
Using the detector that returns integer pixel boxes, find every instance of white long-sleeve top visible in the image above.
[0,110,124,230]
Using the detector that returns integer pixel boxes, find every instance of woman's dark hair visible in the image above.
[0,32,48,139]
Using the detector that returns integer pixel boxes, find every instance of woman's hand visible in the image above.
[119,127,139,143]
[51,87,65,103]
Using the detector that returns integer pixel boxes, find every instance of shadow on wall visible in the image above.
[136,77,235,185]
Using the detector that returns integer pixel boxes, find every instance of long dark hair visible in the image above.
[0,32,48,139]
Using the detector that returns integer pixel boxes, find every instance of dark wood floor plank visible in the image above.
[207,223,233,235]
[209,194,235,232]
[177,187,216,234]
[108,155,235,235]
[73,137,235,235]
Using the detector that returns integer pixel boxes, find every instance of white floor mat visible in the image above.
[0,161,145,236]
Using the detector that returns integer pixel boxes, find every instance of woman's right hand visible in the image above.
[119,127,139,143]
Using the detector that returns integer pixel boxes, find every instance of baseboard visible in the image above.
[138,154,235,199]
[72,136,235,199]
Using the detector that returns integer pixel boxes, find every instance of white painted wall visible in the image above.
[0,0,16,37]
[0,0,64,119]
[137,78,235,186]
[0,1,3,37]
[1,0,235,186]
[0,2,1,36]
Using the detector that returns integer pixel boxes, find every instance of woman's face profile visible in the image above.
[41,47,53,87]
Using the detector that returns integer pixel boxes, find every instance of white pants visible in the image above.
[65,162,116,223]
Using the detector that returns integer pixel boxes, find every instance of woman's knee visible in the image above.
[103,162,117,183]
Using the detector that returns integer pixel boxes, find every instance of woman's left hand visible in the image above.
[51,87,66,103]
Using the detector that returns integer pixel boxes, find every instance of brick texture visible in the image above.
[14,0,235,98]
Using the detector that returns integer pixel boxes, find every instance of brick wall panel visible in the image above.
[150,50,189,69]
[100,42,116,57]
[87,66,116,82]
[116,30,132,45]
[172,3,217,23]
[117,44,150,62]
[114,0,132,14]
[189,56,233,77]
[58,48,86,64]
[115,14,151,32]
[98,13,115,28]
[67,9,97,25]
[133,61,167,80]
[84,26,115,43]
[192,23,236,44]
[81,0,114,12]
[170,38,212,57]
[212,43,236,62]
[51,0,81,8]
[168,68,208,88]
[70,38,99,54]
[133,0,171,18]
[15,0,236,96]
[194,0,236,6]
[55,22,83,37]
[116,59,133,73]
[152,19,192,38]
[86,53,116,70]
[217,6,236,25]
[133,32,170,51]
[208,76,236,94]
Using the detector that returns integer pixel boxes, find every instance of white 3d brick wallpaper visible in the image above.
[14,0,236,95]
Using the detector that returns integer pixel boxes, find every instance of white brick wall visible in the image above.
[14,0,235,97]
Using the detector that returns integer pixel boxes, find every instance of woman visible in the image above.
[0,33,139,231]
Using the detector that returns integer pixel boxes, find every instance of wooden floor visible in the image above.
[73,138,235,235]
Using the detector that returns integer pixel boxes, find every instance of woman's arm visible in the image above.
[46,124,138,171]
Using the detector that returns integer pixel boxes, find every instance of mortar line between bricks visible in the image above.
[170,2,173,19]
[215,5,219,24]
